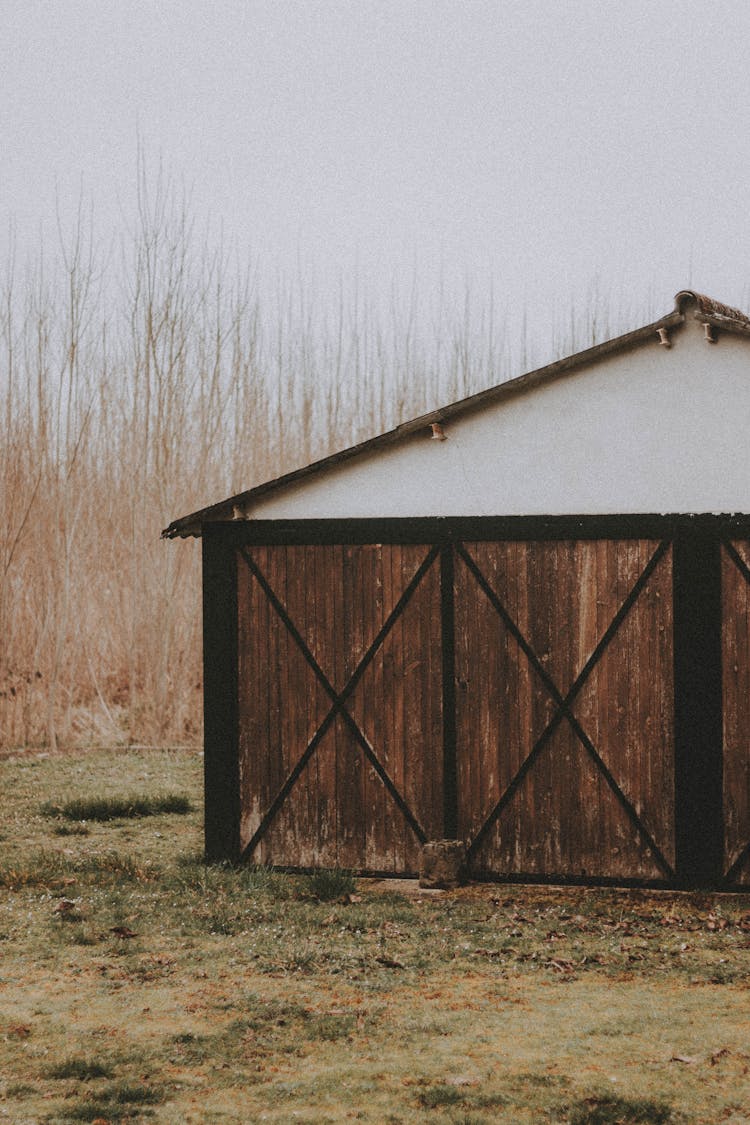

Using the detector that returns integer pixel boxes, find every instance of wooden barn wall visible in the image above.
[203,516,750,888]
[455,539,675,882]
[722,540,750,886]
[235,542,443,873]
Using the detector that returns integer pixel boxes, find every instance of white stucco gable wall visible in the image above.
[243,314,750,519]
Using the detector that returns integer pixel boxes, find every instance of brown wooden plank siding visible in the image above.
[572,542,675,873]
[722,542,750,884]
[458,540,674,880]
[237,543,441,872]
[220,517,750,885]
[454,542,558,848]
[349,551,444,869]
[237,545,331,864]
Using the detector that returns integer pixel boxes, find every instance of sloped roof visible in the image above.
[163,289,750,539]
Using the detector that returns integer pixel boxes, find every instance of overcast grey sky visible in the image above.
[4,0,750,347]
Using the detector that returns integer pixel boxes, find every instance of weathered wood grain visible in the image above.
[459,539,674,881]
[574,542,675,871]
[235,531,680,882]
[237,542,440,872]
[722,542,750,884]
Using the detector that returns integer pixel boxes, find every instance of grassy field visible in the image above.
[1,750,750,1124]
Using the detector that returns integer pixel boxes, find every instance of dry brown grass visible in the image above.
[1,749,750,1123]
[0,170,648,753]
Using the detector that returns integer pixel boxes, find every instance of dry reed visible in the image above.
[0,169,651,751]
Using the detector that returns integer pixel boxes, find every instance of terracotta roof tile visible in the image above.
[676,290,750,330]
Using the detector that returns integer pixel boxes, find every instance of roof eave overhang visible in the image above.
[163,290,750,540]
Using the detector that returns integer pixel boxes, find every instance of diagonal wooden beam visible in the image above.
[237,543,441,860]
[724,837,750,885]
[460,540,674,877]
[724,540,750,588]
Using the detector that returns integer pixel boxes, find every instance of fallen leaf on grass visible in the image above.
[670,1054,698,1064]
[53,898,78,913]
[375,956,404,969]
[546,958,575,974]
[109,925,138,939]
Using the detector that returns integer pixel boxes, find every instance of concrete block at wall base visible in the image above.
[419,840,468,889]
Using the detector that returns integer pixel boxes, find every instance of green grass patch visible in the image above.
[565,1094,677,1124]
[306,1012,357,1041]
[304,867,357,901]
[6,1082,37,1096]
[47,1056,114,1080]
[417,1083,465,1108]
[41,792,192,821]
[102,1081,163,1105]
[0,848,157,889]
[52,822,90,837]
[63,1081,164,1120]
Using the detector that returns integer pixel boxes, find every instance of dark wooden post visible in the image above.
[673,519,723,886]
[441,541,458,839]
[202,527,241,862]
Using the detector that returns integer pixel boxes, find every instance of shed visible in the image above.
[164,290,750,888]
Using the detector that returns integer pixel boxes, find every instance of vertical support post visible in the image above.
[441,542,458,839]
[202,528,241,862]
[673,522,723,886]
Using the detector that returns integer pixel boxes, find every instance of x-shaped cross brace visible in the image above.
[458,540,675,878]
[238,544,440,862]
